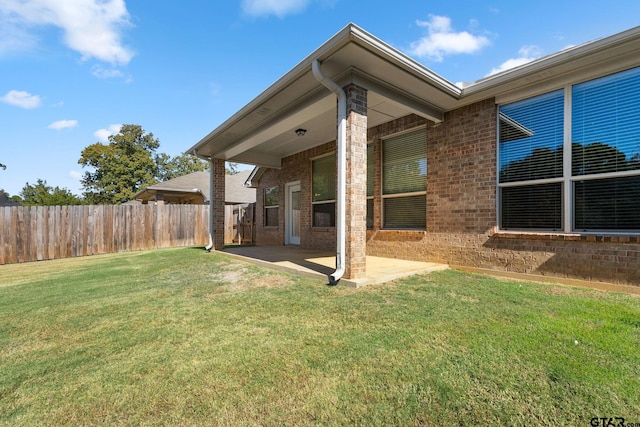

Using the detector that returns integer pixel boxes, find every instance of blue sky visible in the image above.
[1,0,639,197]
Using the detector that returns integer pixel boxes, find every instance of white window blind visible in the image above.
[498,66,640,233]
[571,66,640,231]
[382,129,427,229]
[383,129,427,194]
[498,90,564,231]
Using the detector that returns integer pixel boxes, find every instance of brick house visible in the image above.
[188,24,640,286]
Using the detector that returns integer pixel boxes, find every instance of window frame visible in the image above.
[380,127,427,230]
[311,152,336,228]
[497,66,640,235]
[263,186,279,228]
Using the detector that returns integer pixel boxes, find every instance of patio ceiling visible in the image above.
[188,24,462,168]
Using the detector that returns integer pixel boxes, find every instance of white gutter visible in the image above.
[312,59,346,285]
[191,150,214,252]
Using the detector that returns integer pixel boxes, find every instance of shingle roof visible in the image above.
[134,170,255,204]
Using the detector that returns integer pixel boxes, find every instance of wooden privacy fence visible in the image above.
[224,203,254,245]
[0,204,210,265]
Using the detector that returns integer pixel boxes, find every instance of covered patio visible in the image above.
[222,245,448,287]
[188,23,460,284]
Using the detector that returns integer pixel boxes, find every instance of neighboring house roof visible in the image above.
[0,193,20,206]
[133,170,255,204]
[188,23,640,167]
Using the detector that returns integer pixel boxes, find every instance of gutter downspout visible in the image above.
[192,149,214,252]
[312,59,346,285]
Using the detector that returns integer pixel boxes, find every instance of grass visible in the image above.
[1,248,638,426]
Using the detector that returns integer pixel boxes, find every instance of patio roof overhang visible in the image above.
[187,23,462,168]
[188,24,640,169]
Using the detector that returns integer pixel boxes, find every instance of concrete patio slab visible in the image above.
[221,245,448,287]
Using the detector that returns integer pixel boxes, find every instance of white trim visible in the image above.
[570,169,640,181]
[310,150,336,161]
[263,186,279,228]
[381,191,427,199]
[498,177,564,188]
[380,124,428,141]
[563,85,572,233]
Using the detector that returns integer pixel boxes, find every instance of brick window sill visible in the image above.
[312,227,335,232]
[492,230,639,243]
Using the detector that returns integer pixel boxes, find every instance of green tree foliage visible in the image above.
[79,124,161,204]
[226,162,238,175]
[18,179,83,206]
[78,125,228,204]
[156,152,208,181]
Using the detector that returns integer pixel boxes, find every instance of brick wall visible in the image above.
[254,97,640,286]
[364,99,640,286]
[255,141,336,250]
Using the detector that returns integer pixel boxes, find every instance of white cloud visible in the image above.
[92,66,124,79]
[91,65,132,82]
[0,20,38,54]
[0,90,42,109]
[94,124,122,142]
[48,119,78,130]
[408,15,490,62]
[69,170,82,180]
[0,0,134,64]
[486,45,542,76]
[242,0,310,18]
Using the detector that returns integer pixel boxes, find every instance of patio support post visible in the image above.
[343,83,367,280]
[212,158,226,250]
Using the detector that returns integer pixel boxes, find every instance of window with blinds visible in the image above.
[312,153,336,227]
[264,186,279,227]
[498,65,640,233]
[571,67,640,232]
[498,90,564,231]
[382,128,427,229]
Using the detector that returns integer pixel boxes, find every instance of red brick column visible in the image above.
[212,158,226,250]
[344,84,367,279]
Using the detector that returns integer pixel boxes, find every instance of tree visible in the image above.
[226,162,238,175]
[19,179,83,206]
[79,124,161,204]
[156,152,208,181]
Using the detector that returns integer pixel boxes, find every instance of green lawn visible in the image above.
[1,248,638,426]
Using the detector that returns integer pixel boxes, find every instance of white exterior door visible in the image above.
[286,182,301,245]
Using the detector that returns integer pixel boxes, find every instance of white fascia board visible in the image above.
[229,152,282,169]
[463,25,640,97]
[347,25,462,99]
